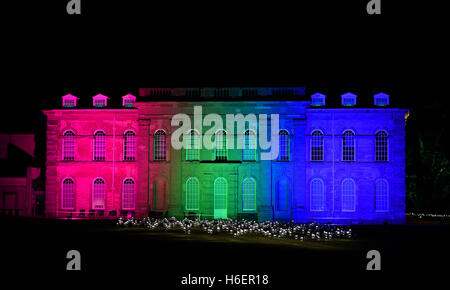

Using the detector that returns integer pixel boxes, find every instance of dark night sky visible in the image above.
[2,1,446,134]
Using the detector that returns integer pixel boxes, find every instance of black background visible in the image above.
[2,0,448,283]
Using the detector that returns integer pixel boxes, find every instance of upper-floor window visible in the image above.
[342,130,355,161]
[311,130,324,161]
[62,94,79,108]
[92,178,105,210]
[311,92,326,106]
[374,92,390,106]
[375,179,389,212]
[341,92,357,107]
[186,130,200,161]
[122,94,136,107]
[279,130,290,161]
[375,130,388,162]
[93,130,106,161]
[215,130,227,161]
[122,178,135,210]
[243,130,256,161]
[242,177,256,211]
[92,94,109,107]
[310,178,325,211]
[62,178,75,209]
[185,177,200,210]
[63,130,75,161]
[342,178,356,211]
[123,130,136,161]
[154,130,167,161]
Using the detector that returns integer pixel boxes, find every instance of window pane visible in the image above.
[342,179,356,211]
[376,179,389,211]
[310,179,325,211]
[375,131,388,161]
[93,131,106,161]
[92,178,105,209]
[186,130,200,161]
[62,178,75,209]
[186,178,199,210]
[243,130,256,161]
[242,178,256,211]
[215,130,227,161]
[154,130,167,161]
[124,130,136,161]
[63,131,75,161]
[343,130,355,161]
[279,130,289,161]
[311,130,323,161]
[122,178,135,210]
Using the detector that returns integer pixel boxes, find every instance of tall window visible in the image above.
[243,130,256,161]
[154,130,167,161]
[185,178,199,210]
[214,177,227,211]
[376,179,389,211]
[342,179,356,211]
[123,130,136,161]
[375,131,388,162]
[93,130,106,161]
[215,130,227,161]
[279,130,290,161]
[186,130,200,161]
[122,178,135,210]
[92,178,105,209]
[310,178,325,211]
[242,178,256,211]
[311,130,324,161]
[63,130,75,161]
[342,130,355,161]
[62,178,75,209]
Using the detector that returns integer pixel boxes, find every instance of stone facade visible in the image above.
[43,88,408,224]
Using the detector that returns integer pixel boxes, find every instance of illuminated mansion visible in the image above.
[43,88,409,224]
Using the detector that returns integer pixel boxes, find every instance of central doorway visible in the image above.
[214,177,227,219]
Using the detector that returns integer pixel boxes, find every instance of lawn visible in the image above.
[1,216,449,272]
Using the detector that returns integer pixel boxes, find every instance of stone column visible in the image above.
[136,118,150,218]
[258,115,273,221]
[45,117,58,217]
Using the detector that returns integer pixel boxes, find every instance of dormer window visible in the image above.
[93,94,109,108]
[62,94,79,108]
[374,92,389,106]
[311,92,326,106]
[122,94,136,107]
[341,92,357,107]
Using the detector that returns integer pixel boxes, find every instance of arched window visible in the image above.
[214,177,227,218]
[376,179,389,211]
[122,178,135,210]
[375,131,388,162]
[215,130,227,161]
[342,179,356,211]
[186,130,200,161]
[123,130,136,161]
[92,178,105,209]
[185,177,199,210]
[63,131,75,161]
[243,130,256,161]
[154,130,167,161]
[93,130,106,161]
[342,130,355,161]
[242,178,256,211]
[311,130,324,161]
[310,178,325,211]
[62,178,75,209]
[279,130,290,161]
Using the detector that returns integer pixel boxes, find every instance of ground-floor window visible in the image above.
[122,178,135,210]
[186,177,200,210]
[242,177,256,211]
[310,178,325,211]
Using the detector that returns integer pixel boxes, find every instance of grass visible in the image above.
[1,216,449,272]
